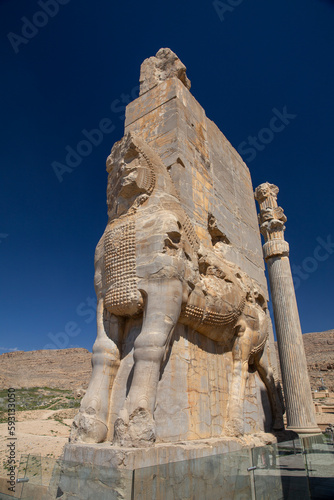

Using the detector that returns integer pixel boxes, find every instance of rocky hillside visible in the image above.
[0,330,333,391]
[302,329,334,392]
[0,348,92,391]
[274,329,334,392]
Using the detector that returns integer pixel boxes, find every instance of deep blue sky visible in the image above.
[1,0,333,353]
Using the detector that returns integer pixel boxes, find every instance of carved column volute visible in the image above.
[254,183,289,261]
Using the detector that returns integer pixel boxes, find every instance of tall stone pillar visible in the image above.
[255,183,320,433]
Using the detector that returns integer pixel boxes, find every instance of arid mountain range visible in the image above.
[1,330,333,392]
[299,329,334,392]
[0,348,91,391]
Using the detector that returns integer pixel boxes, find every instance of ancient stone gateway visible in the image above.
[67,49,316,459]
[70,132,284,447]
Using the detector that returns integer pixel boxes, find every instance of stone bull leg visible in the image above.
[114,278,183,446]
[70,236,123,443]
[225,318,251,437]
[254,346,284,431]
[70,299,122,443]
[226,311,285,437]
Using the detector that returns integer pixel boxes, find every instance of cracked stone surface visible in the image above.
[70,49,283,455]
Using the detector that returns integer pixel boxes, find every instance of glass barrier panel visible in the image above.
[302,434,334,500]
[133,448,252,500]
[4,437,334,499]
[252,443,282,500]
[20,454,44,500]
[253,440,310,500]
[47,457,133,500]
[3,454,132,500]
[0,453,28,499]
[0,491,19,499]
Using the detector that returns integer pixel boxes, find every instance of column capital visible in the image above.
[255,182,288,259]
[254,182,279,207]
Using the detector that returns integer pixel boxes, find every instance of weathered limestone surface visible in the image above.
[139,47,191,96]
[69,49,284,452]
[62,434,293,500]
[64,438,250,470]
[255,183,320,434]
[107,323,276,443]
[60,438,264,500]
[126,72,264,287]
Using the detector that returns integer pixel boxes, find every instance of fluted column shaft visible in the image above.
[255,183,320,433]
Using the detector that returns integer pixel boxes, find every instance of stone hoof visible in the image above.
[118,407,129,424]
[223,419,244,438]
[137,397,149,410]
[69,411,108,443]
[113,407,156,447]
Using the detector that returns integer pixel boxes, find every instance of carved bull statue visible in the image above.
[70,132,284,446]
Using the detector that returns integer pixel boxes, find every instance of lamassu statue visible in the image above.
[70,132,284,446]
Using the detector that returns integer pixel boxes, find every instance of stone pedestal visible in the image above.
[255,183,320,434]
[64,438,248,470]
[60,434,289,500]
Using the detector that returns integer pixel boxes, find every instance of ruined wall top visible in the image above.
[139,48,191,96]
[126,49,268,292]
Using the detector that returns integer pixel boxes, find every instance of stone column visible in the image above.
[255,183,320,434]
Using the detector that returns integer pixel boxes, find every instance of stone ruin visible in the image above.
[64,49,319,471]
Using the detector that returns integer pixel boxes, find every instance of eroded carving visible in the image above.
[208,213,231,246]
[70,134,284,446]
[139,48,191,96]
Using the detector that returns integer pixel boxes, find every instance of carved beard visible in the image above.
[136,165,154,192]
